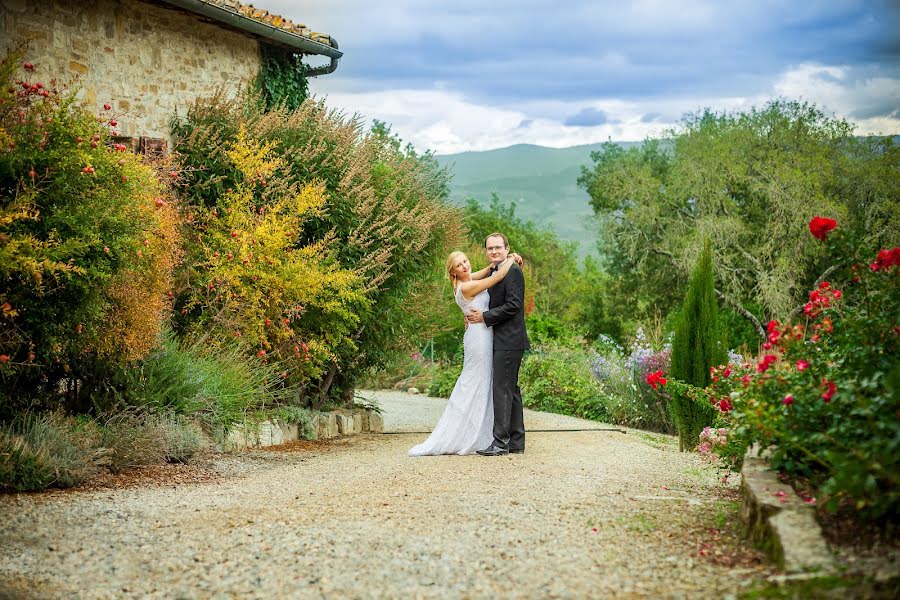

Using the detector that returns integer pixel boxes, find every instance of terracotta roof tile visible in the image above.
[201,0,333,46]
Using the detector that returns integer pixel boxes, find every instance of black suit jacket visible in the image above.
[484,262,530,351]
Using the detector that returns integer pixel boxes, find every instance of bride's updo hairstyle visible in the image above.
[446,251,467,289]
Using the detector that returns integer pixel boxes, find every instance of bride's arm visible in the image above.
[470,253,522,280]
[469,265,493,281]
[459,257,515,299]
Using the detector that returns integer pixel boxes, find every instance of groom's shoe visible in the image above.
[509,448,525,454]
[476,444,509,456]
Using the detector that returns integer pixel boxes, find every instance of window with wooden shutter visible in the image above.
[139,137,168,159]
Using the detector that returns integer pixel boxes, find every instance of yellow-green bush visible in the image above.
[170,96,460,404]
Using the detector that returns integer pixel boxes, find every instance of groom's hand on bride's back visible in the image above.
[467,309,484,324]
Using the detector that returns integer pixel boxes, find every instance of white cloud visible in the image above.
[312,62,900,154]
[772,63,900,134]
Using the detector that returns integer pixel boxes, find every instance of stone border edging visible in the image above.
[740,445,835,573]
[224,409,384,450]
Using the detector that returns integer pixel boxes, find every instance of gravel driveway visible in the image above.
[0,390,769,599]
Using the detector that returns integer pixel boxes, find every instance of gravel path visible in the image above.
[0,390,770,599]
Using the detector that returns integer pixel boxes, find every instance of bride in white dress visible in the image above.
[408,251,516,456]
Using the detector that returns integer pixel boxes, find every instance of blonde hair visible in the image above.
[445,251,467,290]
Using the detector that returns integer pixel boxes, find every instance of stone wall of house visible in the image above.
[0,0,261,141]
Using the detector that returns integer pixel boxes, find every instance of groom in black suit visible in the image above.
[466,233,530,456]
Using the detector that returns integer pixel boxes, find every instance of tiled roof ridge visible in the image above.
[202,0,333,46]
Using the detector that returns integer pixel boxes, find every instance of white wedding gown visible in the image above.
[408,286,494,456]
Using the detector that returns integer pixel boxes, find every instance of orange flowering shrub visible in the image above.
[0,50,179,412]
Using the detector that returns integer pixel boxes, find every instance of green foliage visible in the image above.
[520,344,610,421]
[0,410,206,490]
[463,195,579,317]
[525,314,579,348]
[579,100,900,333]
[0,50,179,414]
[427,362,463,398]
[154,412,206,462]
[269,405,317,440]
[254,45,309,112]
[669,241,724,450]
[126,333,294,433]
[570,256,626,344]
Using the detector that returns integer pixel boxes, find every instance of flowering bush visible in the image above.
[171,95,459,403]
[0,51,179,414]
[650,216,900,520]
[589,330,676,433]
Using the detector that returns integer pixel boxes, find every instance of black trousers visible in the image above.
[491,350,525,450]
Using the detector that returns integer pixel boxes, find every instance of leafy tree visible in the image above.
[669,241,724,450]
[579,101,900,338]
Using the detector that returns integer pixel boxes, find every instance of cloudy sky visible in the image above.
[263,0,898,154]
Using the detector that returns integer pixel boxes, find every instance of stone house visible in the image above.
[0,0,341,154]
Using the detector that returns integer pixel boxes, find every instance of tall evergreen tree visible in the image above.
[669,240,726,450]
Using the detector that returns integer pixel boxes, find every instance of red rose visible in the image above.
[718,398,733,413]
[756,354,778,373]
[782,394,794,406]
[809,216,837,241]
[871,247,900,270]
[646,370,667,389]
[821,380,836,402]
[796,360,810,371]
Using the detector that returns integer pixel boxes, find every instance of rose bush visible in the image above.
[650,217,899,520]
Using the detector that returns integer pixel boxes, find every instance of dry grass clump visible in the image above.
[1,411,208,491]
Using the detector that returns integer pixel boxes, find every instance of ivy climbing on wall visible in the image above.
[255,44,309,112]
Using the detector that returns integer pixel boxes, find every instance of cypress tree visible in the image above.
[669,239,726,450]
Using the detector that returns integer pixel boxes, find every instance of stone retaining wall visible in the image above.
[740,446,835,573]
[225,409,384,451]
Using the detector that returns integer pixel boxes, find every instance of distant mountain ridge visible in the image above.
[434,142,639,258]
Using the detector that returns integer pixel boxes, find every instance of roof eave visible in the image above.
[160,0,343,59]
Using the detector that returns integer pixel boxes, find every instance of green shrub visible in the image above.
[669,240,724,450]
[427,361,463,398]
[127,333,295,433]
[0,413,98,491]
[520,344,609,421]
[0,50,180,415]
[525,314,579,348]
[0,431,54,491]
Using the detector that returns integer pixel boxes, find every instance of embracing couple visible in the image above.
[409,233,530,457]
